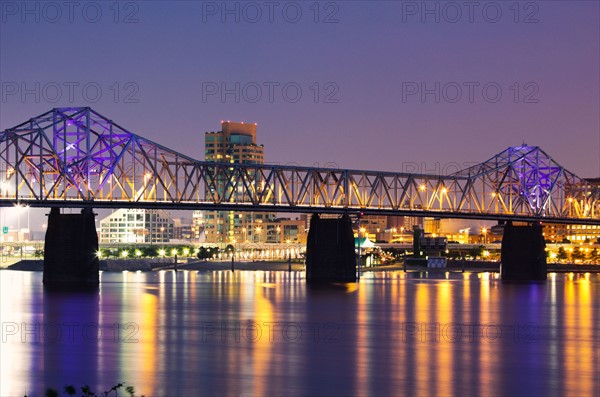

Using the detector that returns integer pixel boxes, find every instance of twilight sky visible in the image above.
[1,1,599,177]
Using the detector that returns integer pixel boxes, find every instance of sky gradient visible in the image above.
[1,2,599,218]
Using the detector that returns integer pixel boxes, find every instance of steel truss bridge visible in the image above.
[1,107,599,225]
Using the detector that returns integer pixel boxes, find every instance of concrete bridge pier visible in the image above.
[500,221,547,282]
[305,214,356,283]
[43,207,99,289]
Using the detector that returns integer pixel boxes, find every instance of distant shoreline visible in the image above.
[3,259,600,273]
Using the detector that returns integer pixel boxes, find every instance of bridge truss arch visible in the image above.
[1,107,598,225]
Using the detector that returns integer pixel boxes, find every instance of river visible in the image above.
[0,270,598,396]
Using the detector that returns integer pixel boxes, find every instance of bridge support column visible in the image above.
[500,222,546,282]
[305,214,356,283]
[43,208,99,289]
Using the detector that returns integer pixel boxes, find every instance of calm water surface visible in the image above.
[1,270,599,396]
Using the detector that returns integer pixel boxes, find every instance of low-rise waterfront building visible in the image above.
[99,209,174,244]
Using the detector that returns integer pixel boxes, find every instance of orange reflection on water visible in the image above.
[118,275,160,392]
[250,275,274,397]
[477,273,495,397]
[435,282,452,396]
[355,280,370,397]
[563,273,594,395]
[140,289,158,390]
[414,282,431,395]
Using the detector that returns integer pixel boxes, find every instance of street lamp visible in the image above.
[13,204,29,241]
[25,205,30,240]
[481,227,487,244]
[14,204,21,240]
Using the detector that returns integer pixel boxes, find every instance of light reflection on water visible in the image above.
[0,270,599,396]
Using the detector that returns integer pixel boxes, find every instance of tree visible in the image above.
[446,250,462,259]
[571,247,585,262]
[197,246,208,259]
[141,246,156,257]
[557,247,568,262]
[588,248,599,263]
[469,245,485,259]
[224,244,235,255]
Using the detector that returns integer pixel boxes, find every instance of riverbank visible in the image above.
[1,258,179,272]
[0,259,305,272]
[4,259,600,273]
[372,261,600,273]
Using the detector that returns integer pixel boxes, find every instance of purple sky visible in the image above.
[0,1,599,230]
[1,1,599,175]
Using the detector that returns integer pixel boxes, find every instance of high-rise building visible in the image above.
[193,121,274,243]
[205,121,264,164]
[172,217,193,241]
